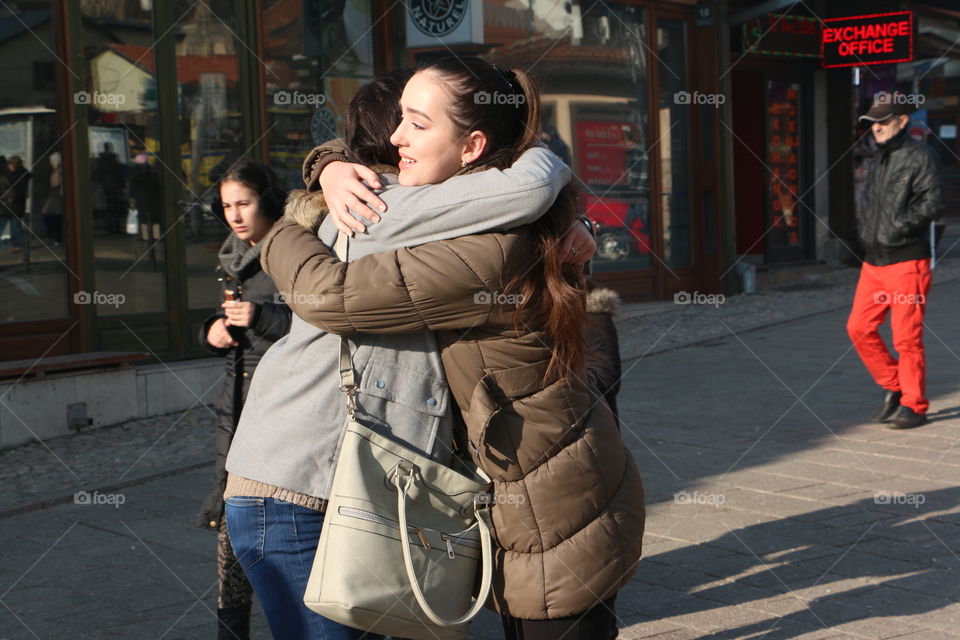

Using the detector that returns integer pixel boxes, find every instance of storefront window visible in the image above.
[172,0,250,311]
[482,0,652,273]
[81,0,165,317]
[261,0,374,190]
[0,2,70,323]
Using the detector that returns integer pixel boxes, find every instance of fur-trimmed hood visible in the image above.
[284,163,398,234]
[586,286,621,319]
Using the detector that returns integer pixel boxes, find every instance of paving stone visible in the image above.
[735,563,829,591]
[815,508,903,531]
[891,632,960,640]
[614,584,702,618]
[810,605,930,639]
[910,601,960,631]
[825,583,951,619]
[801,550,922,582]
[851,538,949,566]
[781,483,874,502]
[662,602,777,633]
[617,622,701,640]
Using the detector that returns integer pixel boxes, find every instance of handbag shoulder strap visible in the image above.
[339,337,357,420]
[335,231,357,416]
[334,228,349,261]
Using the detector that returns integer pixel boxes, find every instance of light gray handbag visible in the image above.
[303,234,494,640]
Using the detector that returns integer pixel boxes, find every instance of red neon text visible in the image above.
[822,20,910,44]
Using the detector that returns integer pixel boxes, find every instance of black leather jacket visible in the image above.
[858,129,941,266]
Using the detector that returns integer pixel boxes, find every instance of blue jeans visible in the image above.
[225,497,385,640]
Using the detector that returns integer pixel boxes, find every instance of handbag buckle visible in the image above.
[473,493,493,515]
[338,385,357,419]
[390,462,416,489]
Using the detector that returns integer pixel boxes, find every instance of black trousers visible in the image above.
[501,596,618,640]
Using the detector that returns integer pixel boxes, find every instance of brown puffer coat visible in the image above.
[261,217,645,620]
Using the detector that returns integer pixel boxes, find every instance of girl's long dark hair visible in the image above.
[421,56,585,381]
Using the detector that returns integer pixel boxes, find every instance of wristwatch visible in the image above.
[577,214,595,237]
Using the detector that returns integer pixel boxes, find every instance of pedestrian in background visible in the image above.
[198,160,291,638]
[5,156,32,253]
[92,142,126,235]
[847,92,942,430]
[0,155,11,247]
[42,152,64,245]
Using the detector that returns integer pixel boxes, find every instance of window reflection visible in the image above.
[82,0,166,316]
[262,0,373,189]
[484,0,651,273]
[0,3,70,323]
[173,0,249,311]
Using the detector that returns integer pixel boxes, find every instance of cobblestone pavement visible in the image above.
[2,253,959,639]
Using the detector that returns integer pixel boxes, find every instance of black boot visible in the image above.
[890,407,927,430]
[217,606,250,640]
[873,389,901,423]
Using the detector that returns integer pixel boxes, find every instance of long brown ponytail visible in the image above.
[421,57,585,381]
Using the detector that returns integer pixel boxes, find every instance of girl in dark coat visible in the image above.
[197,161,291,639]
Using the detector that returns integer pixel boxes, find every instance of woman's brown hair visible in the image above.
[344,68,414,167]
[420,56,585,381]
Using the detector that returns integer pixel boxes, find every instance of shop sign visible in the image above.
[696,6,713,27]
[821,11,913,68]
[406,0,484,47]
[766,81,801,248]
[743,14,820,59]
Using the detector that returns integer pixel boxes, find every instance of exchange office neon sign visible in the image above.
[821,11,913,68]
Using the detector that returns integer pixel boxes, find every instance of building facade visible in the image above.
[0,0,956,364]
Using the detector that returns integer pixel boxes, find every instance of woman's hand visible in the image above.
[319,161,387,237]
[206,317,238,349]
[560,220,596,265]
[222,301,257,328]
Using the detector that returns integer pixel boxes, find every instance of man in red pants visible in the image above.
[847,93,941,429]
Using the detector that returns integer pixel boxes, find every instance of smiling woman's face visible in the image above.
[388,71,471,187]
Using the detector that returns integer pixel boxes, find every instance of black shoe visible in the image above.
[889,407,927,430]
[217,606,250,640]
[873,390,902,422]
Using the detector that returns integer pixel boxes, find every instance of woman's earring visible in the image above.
[460,160,467,168]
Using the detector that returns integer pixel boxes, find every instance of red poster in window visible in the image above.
[576,120,634,187]
[767,81,802,248]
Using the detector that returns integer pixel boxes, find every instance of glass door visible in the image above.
[172,0,248,313]
[654,16,693,271]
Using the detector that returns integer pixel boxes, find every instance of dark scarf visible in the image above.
[877,126,909,153]
[218,232,262,281]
